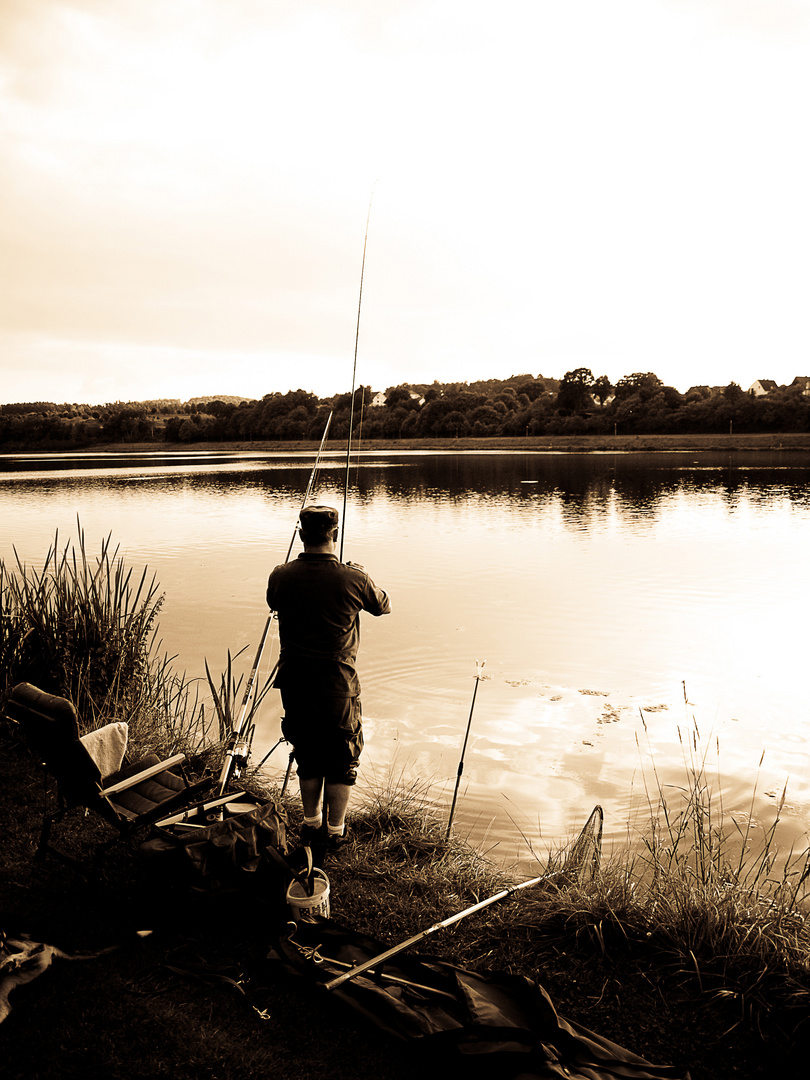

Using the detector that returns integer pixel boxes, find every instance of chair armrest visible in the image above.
[100,753,186,798]
[155,790,246,828]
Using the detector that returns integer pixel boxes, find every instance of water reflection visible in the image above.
[2,449,810,866]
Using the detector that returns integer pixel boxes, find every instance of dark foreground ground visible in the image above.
[1,726,807,1080]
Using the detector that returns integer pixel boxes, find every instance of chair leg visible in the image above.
[35,785,69,863]
[34,810,57,864]
[34,811,90,872]
[33,791,95,872]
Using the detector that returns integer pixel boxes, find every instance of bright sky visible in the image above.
[2,0,809,404]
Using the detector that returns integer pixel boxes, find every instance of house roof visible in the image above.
[750,379,778,391]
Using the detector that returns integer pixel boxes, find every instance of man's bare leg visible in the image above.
[299,777,324,827]
[324,782,351,837]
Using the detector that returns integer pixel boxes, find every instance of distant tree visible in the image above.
[468,404,501,435]
[723,381,745,402]
[306,407,334,440]
[556,368,595,412]
[514,378,547,402]
[384,385,414,409]
[449,391,486,415]
[493,389,518,411]
[178,418,200,442]
[415,397,454,436]
[592,375,613,406]
[613,372,663,401]
[437,410,468,437]
[164,417,184,442]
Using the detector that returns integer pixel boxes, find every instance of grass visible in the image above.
[0,524,253,766]
[621,716,810,1034]
[53,430,810,451]
[2,730,808,1078]
[2,534,810,1078]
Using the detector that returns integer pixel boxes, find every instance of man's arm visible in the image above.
[363,576,391,617]
[266,566,282,610]
[345,561,390,616]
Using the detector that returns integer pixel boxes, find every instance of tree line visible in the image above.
[2,371,810,448]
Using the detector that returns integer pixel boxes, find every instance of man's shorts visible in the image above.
[279,690,363,785]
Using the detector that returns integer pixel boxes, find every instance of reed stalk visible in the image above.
[336,747,810,1035]
[0,524,211,760]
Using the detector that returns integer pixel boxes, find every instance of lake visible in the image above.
[2,447,809,870]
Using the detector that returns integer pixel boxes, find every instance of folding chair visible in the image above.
[5,682,214,864]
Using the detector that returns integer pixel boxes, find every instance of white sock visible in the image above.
[327,822,345,837]
[303,814,322,829]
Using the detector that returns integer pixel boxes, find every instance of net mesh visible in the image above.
[559,804,603,885]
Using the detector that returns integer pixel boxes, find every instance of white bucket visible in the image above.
[286,868,330,922]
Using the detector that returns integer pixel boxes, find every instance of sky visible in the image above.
[1,0,809,405]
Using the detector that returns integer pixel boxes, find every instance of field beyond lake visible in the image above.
[63,431,810,454]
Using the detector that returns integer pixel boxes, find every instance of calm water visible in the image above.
[2,448,809,868]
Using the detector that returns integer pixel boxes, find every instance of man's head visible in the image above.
[299,505,339,550]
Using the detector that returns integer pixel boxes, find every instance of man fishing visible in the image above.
[266,504,391,854]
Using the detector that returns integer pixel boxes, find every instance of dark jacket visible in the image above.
[266,553,390,696]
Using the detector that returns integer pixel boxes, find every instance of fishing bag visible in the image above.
[140,793,289,894]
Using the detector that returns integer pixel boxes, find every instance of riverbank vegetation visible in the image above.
[2,537,809,1078]
[0,530,213,763]
[3,370,810,451]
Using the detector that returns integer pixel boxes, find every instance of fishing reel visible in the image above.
[226,733,252,779]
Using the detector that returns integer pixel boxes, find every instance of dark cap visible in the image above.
[299,505,339,532]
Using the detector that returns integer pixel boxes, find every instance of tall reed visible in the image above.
[0,525,213,759]
[506,715,810,1032]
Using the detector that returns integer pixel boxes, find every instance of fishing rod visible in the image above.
[216,410,334,796]
[324,805,604,992]
[283,409,334,563]
[220,192,373,792]
[339,189,374,563]
[324,873,556,992]
[220,186,375,792]
[445,660,485,839]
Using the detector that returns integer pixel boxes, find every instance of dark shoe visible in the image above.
[326,825,349,854]
[299,823,325,847]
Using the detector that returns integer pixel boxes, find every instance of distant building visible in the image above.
[371,390,426,408]
[748,379,778,397]
[790,377,810,396]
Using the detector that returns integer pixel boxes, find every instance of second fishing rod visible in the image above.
[216,410,334,796]
[218,189,376,796]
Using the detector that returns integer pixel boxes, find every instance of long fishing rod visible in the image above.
[324,805,604,992]
[339,190,374,563]
[216,410,334,796]
[221,191,373,791]
[324,872,556,992]
[283,409,334,563]
[445,660,485,839]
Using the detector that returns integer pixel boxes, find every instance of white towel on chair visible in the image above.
[80,722,129,779]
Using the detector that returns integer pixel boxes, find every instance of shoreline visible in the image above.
[7,431,810,455]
